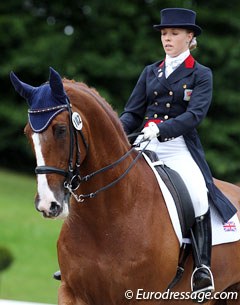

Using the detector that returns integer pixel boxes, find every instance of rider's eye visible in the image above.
[53,124,67,139]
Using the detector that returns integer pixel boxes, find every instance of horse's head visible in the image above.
[10,68,86,219]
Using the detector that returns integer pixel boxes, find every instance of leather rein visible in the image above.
[34,95,148,203]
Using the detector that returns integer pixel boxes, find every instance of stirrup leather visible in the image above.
[191,264,215,293]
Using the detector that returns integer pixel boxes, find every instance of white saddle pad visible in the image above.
[143,153,240,247]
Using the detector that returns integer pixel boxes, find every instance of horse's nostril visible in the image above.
[50,201,60,214]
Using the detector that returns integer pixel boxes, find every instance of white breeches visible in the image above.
[136,135,209,217]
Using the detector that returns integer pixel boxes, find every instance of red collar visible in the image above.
[159,61,164,68]
[159,54,195,69]
[185,54,195,68]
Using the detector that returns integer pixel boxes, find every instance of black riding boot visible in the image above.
[53,270,61,281]
[191,209,214,302]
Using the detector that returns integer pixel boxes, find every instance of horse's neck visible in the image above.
[66,144,176,259]
[69,141,142,226]
[80,115,132,174]
[67,124,172,248]
[69,98,167,235]
[78,136,135,200]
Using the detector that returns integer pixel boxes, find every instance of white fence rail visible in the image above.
[0,300,55,305]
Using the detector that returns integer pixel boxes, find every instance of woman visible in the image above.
[120,8,237,296]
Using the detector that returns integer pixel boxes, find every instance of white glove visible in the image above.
[142,122,160,140]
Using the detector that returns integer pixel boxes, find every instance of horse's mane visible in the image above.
[62,79,128,142]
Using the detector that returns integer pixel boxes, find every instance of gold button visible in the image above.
[155,102,158,106]
[183,84,187,89]
[154,91,158,96]
[145,116,149,120]
[166,103,171,108]
[169,91,173,96]
[164,115,169,120]
[154,114,158,118]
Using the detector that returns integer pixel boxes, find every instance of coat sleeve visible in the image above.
[119,67,148,134]
[158,67,213,142]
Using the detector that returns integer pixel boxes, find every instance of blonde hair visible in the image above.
[189,37,197,51]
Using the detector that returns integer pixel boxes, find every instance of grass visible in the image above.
[0,169,62,304]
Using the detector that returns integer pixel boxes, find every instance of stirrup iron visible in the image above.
[191,264,215,293]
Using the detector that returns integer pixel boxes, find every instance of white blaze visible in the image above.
[32,133,57,213]
[32,133,69,219]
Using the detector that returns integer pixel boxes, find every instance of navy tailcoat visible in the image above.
[120,55,237,222]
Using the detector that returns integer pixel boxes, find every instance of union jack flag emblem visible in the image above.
[223,221,237,232]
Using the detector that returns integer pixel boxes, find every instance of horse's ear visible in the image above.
[10,71,34,101]
[49,67,66,97]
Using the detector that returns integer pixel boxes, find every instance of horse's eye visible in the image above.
[53,124,67,139]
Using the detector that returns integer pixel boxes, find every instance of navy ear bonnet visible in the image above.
[10,67,69,132]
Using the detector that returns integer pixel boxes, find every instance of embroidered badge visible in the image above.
[183,89,193,101]
[223,221,237,232]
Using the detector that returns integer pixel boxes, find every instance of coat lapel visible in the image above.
[152,55,196,87]
[167,55,196,84]
[152,60,170,90]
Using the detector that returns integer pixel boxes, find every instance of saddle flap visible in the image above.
[144,150,195,237]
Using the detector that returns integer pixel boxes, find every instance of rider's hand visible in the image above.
[142,122,160,140]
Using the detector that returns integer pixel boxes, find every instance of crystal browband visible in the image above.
[28,104,68,114]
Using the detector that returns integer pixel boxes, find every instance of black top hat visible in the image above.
[153,8,202,36]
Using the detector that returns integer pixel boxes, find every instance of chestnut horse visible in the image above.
[11,68,240,305]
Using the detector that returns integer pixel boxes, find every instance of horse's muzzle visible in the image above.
[35,199,63,218]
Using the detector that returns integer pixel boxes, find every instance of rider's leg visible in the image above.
[191,208,214,294]
[150,137,214,296]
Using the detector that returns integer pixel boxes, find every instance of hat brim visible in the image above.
[153,24,202,36]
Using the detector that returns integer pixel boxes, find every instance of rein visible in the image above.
[65,138,150,202]
[34,91,149,203]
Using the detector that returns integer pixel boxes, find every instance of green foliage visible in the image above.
[0,247,14,272]
[0,169,61,303]
[1,0,240,182]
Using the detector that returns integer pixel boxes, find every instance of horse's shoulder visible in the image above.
[214,178,240,211]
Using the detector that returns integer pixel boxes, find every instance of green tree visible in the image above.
[194,1,240,181]
[1,0,240,182]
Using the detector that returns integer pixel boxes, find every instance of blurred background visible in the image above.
[0,0,239,303]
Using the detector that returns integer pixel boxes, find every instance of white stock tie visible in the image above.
[165,59,183,78]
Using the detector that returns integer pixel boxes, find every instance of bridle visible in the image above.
[34,97,88,197]
[34,94,149,203]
